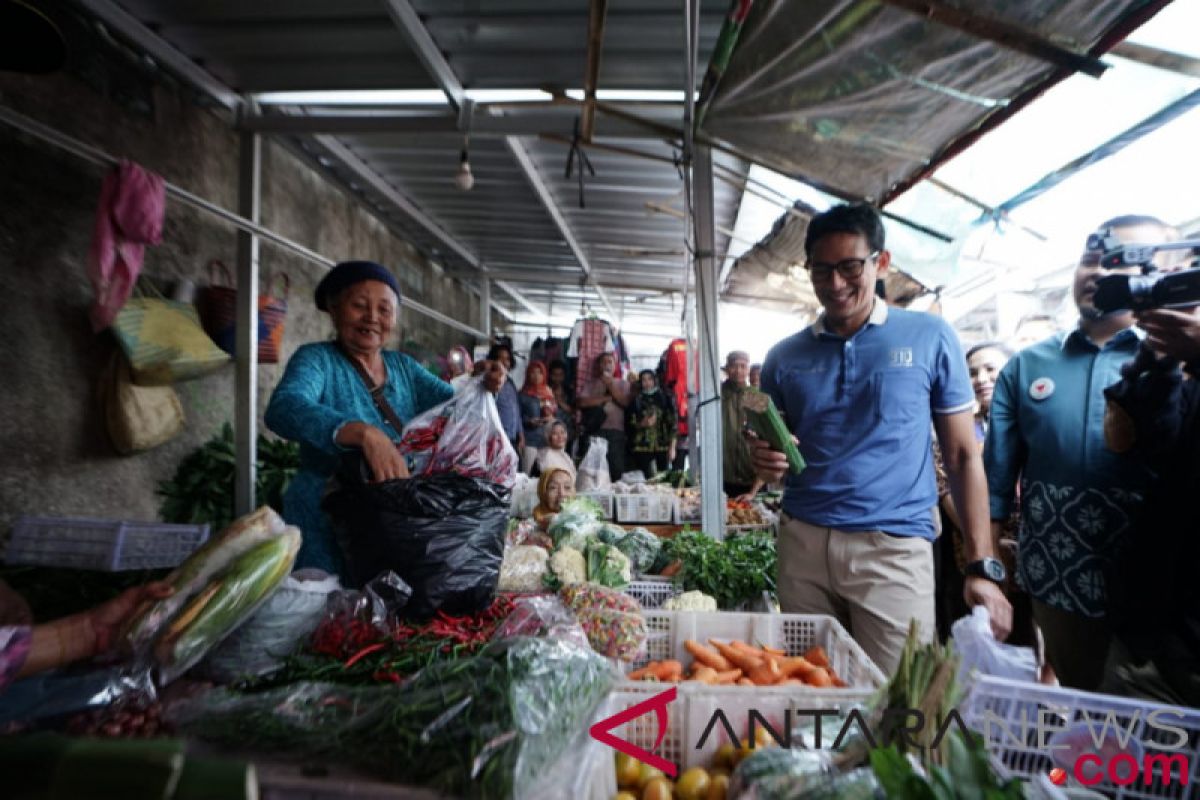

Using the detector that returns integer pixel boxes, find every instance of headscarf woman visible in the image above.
[265,260,505,576]
[532,467,575,531]
[518,360,557,473]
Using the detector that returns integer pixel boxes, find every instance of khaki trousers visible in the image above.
[778,515,936,675]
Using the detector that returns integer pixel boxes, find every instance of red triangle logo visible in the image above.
[589,686,679,778]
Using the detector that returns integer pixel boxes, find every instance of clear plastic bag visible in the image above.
[202,569,340,682]
[398,378,518,488]
[171,636,616,800]
[951,605,1037,685]
[506,518,553,549]
[559,584,646,663]
[497,545,550,593]
[576,437,611,491]
[509,473,539,518]
[320,571,414,637]
[492,595,591,652]
[0,665,156,728]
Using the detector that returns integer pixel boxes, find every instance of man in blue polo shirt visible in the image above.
[985,215,1176,691]
[751,203,1011,673]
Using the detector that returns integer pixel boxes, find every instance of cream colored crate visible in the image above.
[614,492,676,523]
[631,611,884,687]
[577,491,615,520]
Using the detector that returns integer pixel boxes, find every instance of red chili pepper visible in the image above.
[343,642,387,668]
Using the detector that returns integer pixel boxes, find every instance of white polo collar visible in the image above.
[812,298,889,339]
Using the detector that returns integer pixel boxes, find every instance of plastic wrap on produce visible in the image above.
[397,377,518,488]
[506,518,552,550]
[155,530,300,684]
[576,437,610,491]
[203,569,340,682]
[730,747,838,799]
[497,545,549,593]
[171,636,615,800]
[559,584,646,663]
[615,527,661,573]
[0,665,156,727]
[492,595,591,652]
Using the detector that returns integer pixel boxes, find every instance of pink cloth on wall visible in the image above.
[88,160,166,331]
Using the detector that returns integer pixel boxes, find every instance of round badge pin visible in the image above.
[1029,377,1055,401]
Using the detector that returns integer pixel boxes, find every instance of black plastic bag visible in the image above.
[325,459,511,619]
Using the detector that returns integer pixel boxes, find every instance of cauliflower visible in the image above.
[585,541,632,589]
[497,545,549,592]
[549,546,587,586]
[663,590,718,612]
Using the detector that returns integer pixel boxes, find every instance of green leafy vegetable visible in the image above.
[660,529,776,609]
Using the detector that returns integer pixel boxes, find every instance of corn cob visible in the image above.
[123,505,287,653]
[742,389,806,475]
[155,527,300,683]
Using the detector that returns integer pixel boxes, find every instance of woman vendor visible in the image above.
[265,260,504,575]
[531,468,575,531]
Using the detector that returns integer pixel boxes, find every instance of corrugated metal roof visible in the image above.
[97,0,747,331]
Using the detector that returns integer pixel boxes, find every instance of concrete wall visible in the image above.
[0,21,488,534]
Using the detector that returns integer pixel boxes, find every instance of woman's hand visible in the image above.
[482,360,507,394]
[86,582,173,656]
[361,425,410,482]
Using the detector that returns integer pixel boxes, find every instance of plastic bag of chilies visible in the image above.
[397,377,518,489]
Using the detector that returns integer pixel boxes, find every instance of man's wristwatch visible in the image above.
[964,557,1007,584]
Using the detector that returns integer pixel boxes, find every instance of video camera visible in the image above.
[1091,230,1200,313]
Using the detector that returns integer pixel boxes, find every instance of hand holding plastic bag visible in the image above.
[398,378,518,488]
[951,605,1037,685]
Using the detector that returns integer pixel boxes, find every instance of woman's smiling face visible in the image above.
[331,280,397,354]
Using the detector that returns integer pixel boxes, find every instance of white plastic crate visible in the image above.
[614,492,676,523]
[577,491,615,520]
[630,611,886,689]
[5,516,210,571]
[673,489,728,525]
[961,675,1200,799]
[624,579,682,610]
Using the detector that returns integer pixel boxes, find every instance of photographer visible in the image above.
[1101,293,1200,707]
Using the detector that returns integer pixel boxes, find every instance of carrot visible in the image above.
[660,560,683,577]
[685,639,732,671]
[715,669,743,685]
[760,644,786,657]
[803,667,833,687]
[691,666,720,684]
[737,677,755,686]
[656,660,684,681]
[779,678,806,686]
[802,646,830,669]
[729,640,760,654]
[747,659,783,686]
[777,656,817,679]
[831,676,848,688]
[710,640,763,673]
[628,662,659,681]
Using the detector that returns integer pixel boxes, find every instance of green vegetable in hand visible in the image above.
[743,390,805,475]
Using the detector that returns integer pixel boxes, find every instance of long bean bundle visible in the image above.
[173,636,615,799]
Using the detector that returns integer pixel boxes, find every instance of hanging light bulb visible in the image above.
[455,138,474,191]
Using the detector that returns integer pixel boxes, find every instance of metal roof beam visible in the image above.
[313,134,545,319]
[76,0,242,110]
[380,0,465,111]
[877,0,1108,78]
[504,136,619,321]
[240,109,669,138]
[494,280,545,318]
[581,0,609,141]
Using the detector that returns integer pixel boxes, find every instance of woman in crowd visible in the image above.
[628,370,676,478]
[1,579,170,692]
[487,342,523,454]
[576,352,629,481]
[533,420,575,482]
[265,260,503,575]
[935,341,1035,646]
[532,468,575,530]
[518,360,557,473]
[966,342,1012,440]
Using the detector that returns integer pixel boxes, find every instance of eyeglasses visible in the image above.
[806,252,879,281]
